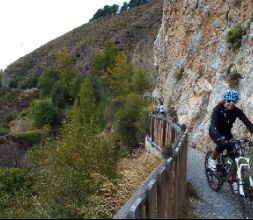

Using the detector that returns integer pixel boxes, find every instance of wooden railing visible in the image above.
[113,114,188,219]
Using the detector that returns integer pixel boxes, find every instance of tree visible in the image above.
[90,4,119,20]
[90,40,118,103]
[120,2,129,12]
[114,93,147,150]
[111,4,119,15]
[92,39,118,75]
[38,67,59,97]
[77,79,97,124]
[106,52,133,96]
[54,48,75,88]
[91,9,105,20]
[38,48,79,107]
[128,0,147,9]
[131,69,149,94]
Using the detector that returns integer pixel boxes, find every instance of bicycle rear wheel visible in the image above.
[239,166,253,219]
[204,151,222,192]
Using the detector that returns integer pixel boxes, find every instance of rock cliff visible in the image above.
[154,0,253,151]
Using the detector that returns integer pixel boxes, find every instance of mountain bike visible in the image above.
[204,139,253,219]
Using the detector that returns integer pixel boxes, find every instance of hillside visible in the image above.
[2,0,162,89]
[0,0,163,167]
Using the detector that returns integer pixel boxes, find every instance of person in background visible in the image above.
[208,90,253,193]
[156,99,166,117]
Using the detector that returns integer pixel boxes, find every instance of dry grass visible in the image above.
[182,200,199,219]
[80,148,161,218]
[82,148,199,219]
[114,148,161,209]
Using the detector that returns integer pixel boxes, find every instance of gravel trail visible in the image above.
[187,147,243,219]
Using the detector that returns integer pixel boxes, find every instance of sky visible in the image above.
[0,0,126,70]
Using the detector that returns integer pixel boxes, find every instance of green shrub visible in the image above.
[38,68,59,97]
[51,82,71,107]
[9,78,19,89]
[186,181,200,200]
[19,108,30,117]
[0,168,34,195]
[4,112,17,123]
[0,127,9,136]
[31,99,57,127]
[225,23,243,49]
[20,75,38,89]
[13,130,41,147]
[0,168,36,218]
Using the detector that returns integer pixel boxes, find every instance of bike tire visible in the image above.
[239,166,253,219]
[204,151,222,192]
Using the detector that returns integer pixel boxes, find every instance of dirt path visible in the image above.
[187,147,243,219]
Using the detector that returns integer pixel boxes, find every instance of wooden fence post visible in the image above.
[147,180,157,219]
[157,167,167,219]
[113,114,188,219]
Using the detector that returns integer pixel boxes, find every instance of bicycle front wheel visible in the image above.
[204,151,222,192]
[239,166,253,219]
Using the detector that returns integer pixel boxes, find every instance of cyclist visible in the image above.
[208,90,253,192]
[157,99,166,117]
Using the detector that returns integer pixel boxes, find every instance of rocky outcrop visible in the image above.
[154,0,253,151]
[17,88,39,109]
[0,136,26,167]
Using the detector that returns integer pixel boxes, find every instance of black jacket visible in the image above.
[209,104,253,141]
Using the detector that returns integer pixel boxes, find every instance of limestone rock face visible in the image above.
[154,0,253,151]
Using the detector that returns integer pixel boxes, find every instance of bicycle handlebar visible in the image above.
[229,138,253,147]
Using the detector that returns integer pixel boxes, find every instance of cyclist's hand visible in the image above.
[217,136,228,145]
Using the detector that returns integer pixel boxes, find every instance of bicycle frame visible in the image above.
[205,139,253,218]
[231,139,253,196]
[236,156,253,196]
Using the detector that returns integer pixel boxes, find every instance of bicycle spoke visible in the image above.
[205,151,222,192]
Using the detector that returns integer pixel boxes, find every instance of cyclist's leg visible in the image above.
[208,147,220,171]
[208,133,225,170]
[208,142,228,171]
[226,140,238,193]
[226,142,237,182]
[209,133,224,160]
[211,148,220,160]
[212,143,225,159]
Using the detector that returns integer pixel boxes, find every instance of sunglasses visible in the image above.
[226,100,237,104]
